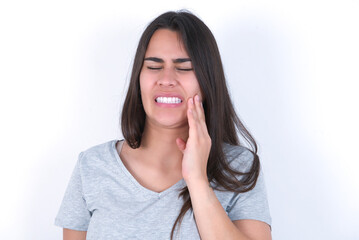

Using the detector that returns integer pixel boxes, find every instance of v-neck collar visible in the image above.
[111,139,186,199]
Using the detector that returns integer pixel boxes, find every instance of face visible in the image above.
[139,29,202,129]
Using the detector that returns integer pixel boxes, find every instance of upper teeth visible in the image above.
[156,97,182,104]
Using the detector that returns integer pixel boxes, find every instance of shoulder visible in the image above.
[80,140,114,156]
[222,143,256,172]
[78,139,119,168]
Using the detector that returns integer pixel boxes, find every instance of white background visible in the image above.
[1,0,358,239]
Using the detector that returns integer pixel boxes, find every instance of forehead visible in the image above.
[145,29,189,58]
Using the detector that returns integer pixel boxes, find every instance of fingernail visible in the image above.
[195,95,200,102]
[190,98,194,104]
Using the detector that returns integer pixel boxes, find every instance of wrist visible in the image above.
[185,177,210,192]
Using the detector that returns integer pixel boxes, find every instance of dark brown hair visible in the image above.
[121,10,260,239]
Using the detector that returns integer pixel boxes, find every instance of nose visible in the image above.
[157,68,177,87]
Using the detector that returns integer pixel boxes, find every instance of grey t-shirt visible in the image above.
[55,139,271,239]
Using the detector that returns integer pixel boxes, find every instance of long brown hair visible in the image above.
[121,10,260,239]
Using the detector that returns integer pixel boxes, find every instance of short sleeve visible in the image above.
[54,152,92,231]
[227,168,271,226]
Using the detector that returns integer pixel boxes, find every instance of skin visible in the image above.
[64,29,271,240]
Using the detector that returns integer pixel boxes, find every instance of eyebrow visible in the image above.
[144,57,191,63]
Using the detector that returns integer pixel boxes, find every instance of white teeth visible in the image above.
[156,97,182,104]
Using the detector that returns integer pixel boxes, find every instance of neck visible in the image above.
[138,121,188,169]
[142,123,188,147]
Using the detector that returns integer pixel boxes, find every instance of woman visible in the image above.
[55,10,271,240]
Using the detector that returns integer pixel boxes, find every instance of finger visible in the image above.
[188,98,197,120]
[193,95,209,135]
[187,97,198,122]
[176,138,186,153]
[188,96,209,139]
[187,98,200,138]
[194,95,205,122]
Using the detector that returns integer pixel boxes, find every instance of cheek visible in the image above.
[190,77,203,98]
[190,76,203,100]
[139,72,149,96]
[139,72,155,111]
[197,83,203,98]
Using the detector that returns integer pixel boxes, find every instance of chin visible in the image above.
[157,119,187,128]
[148,115,187,129]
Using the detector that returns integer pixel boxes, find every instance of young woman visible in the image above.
[55,10,272,240]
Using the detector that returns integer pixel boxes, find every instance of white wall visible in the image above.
[1,0,358,239]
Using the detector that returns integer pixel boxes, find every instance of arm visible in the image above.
[55,153,91,239]
[187,179,271,240]
[176,95,271,240]
[233,220,271,240]
[63,228,87,240]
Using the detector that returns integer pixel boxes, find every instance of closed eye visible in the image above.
[147,67,162,70]
[177,68,193,71]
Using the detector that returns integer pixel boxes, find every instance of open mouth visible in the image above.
[155,97,183,104]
